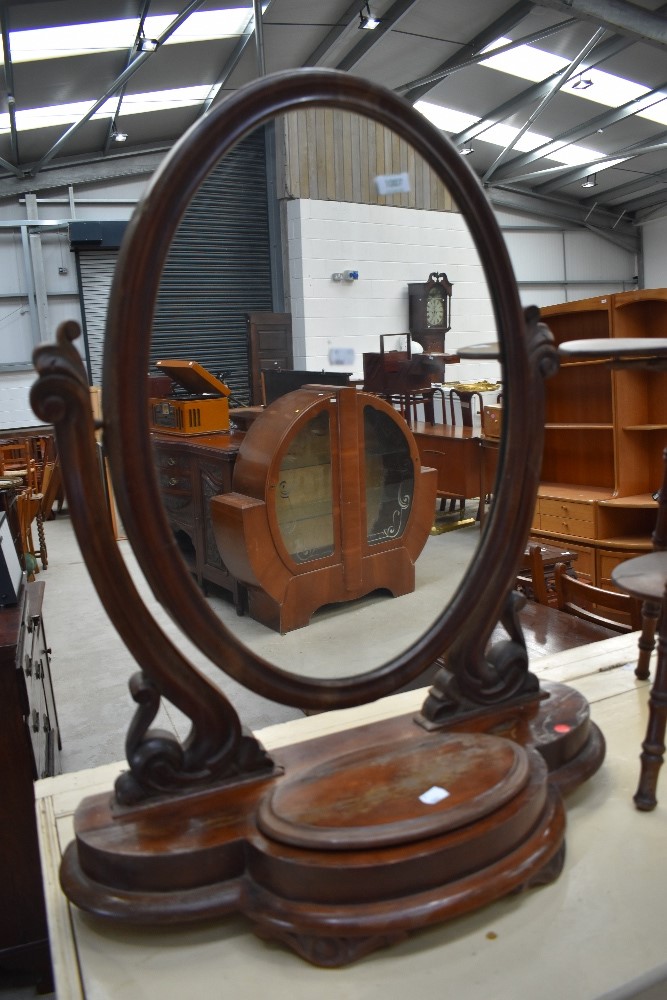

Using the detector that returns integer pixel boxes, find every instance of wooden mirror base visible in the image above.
[60,682,601,967]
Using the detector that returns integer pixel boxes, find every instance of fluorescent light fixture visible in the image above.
[359,3,380,29]
[582,174,597,188]
[459,145,474,155]
[138,36,158,52]
[571,74,593,91]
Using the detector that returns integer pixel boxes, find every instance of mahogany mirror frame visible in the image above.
[101,68,532,712]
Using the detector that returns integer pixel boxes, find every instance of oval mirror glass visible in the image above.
[103,72,527,709]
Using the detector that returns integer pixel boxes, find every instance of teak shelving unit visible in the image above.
[533,288,667,586]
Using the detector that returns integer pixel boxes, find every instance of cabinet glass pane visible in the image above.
[364,405,414,545]
[276,410,334,562]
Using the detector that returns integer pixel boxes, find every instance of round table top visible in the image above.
[612,550,667,601]
[559,339,667,366]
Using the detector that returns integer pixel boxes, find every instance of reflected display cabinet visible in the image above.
[211,385,437,632]
[534,289,667,585]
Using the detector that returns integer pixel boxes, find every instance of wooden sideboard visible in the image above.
[0,579,59,987]
[535,289,667,586]
[152,430,245,608]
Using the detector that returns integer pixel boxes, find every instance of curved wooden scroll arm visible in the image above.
[31,322,273,804]
[421,309,559,722]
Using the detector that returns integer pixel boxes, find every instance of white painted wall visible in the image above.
[286,199,501,386]
[641,215,667,289]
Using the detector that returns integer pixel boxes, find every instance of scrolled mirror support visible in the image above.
[420,312,559,723]
[31,323,274,804]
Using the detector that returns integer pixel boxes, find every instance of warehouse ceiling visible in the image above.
[1,0,666,248]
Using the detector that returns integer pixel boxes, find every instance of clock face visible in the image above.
[426,290,445,327]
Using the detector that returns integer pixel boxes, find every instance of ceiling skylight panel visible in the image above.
[0,87,219,134]
[416,101,601,166]
[1,9,249,64]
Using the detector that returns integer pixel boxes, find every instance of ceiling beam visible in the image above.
[532,0,667,50]
[303,1,364,66]
[29,0,208,178]
[450,32,633,147]
[335,0,420,73]
[491,81,667,182]
[0,148,169,201]
[400,0,534,105]
[487,185,639,250]
[397,17,577,99]
[0,6,20,172]
[482,26,606,183]
[536,133,667,192]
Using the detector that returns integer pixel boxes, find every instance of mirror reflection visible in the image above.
[147,110,503,680]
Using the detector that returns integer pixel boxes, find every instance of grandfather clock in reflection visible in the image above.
[408,271,453,354]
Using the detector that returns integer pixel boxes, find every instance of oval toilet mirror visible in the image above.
[101,69,529,711]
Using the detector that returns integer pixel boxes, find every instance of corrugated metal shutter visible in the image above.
[151,127,273,405]
[76,250,119,386]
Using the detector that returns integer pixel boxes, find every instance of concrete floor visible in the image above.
[39,510,482,775]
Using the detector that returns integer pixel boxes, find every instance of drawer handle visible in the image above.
[168,476,180,487]
[167,457,176,467]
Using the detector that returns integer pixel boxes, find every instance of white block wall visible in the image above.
[286,199,502,385]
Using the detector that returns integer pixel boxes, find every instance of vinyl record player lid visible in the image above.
[155,359,231,396]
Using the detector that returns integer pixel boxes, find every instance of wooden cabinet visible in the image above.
[0,579,58,984]
[152,431,244,605]
[211,387,437,632]
[535,289,667,585]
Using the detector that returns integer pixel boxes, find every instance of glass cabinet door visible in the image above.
[364,405,414,545]
[275,409,335,562]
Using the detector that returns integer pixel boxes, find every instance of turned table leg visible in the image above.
[634,606,667,810]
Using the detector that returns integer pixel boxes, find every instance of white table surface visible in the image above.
[35,634,667,1000]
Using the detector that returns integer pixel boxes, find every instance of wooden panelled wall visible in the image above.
[280,109,455,212]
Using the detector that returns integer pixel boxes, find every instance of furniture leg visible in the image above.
[634,605,667,810]
[636,599,660,680]
[36,512,48,571]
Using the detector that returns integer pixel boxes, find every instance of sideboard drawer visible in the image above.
[540,513,594,539]
[539,498,596,526]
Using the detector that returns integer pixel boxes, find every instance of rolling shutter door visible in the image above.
[75,128,275,400]
[151,127,274,404]
[76,249,120,386]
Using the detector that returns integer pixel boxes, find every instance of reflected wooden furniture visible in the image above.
[1,579,59,989]
[554,561,643,632]
[534,290,667,586]
[412,422,500,525]
[246,312,293,406]
[362,336,456,426]
[152,430,245,607]
[211,386,437,632]
[516,541,579,607]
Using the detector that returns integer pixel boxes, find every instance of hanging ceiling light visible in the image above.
[111,122,128,143]
[571,73,593,91]
[138,35,158,52]
[359,3,380,29]
[581,174,597,188]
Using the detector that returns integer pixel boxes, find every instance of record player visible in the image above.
[149,359,231,435]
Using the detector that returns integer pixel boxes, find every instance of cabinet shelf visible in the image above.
[538,290,667,585]
[599,493,658,509]
[623,424,667,431]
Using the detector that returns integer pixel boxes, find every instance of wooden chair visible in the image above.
[632,452,667,680]
[446,388,484,428]
[516,544,550,605]
[553,562,643,633]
